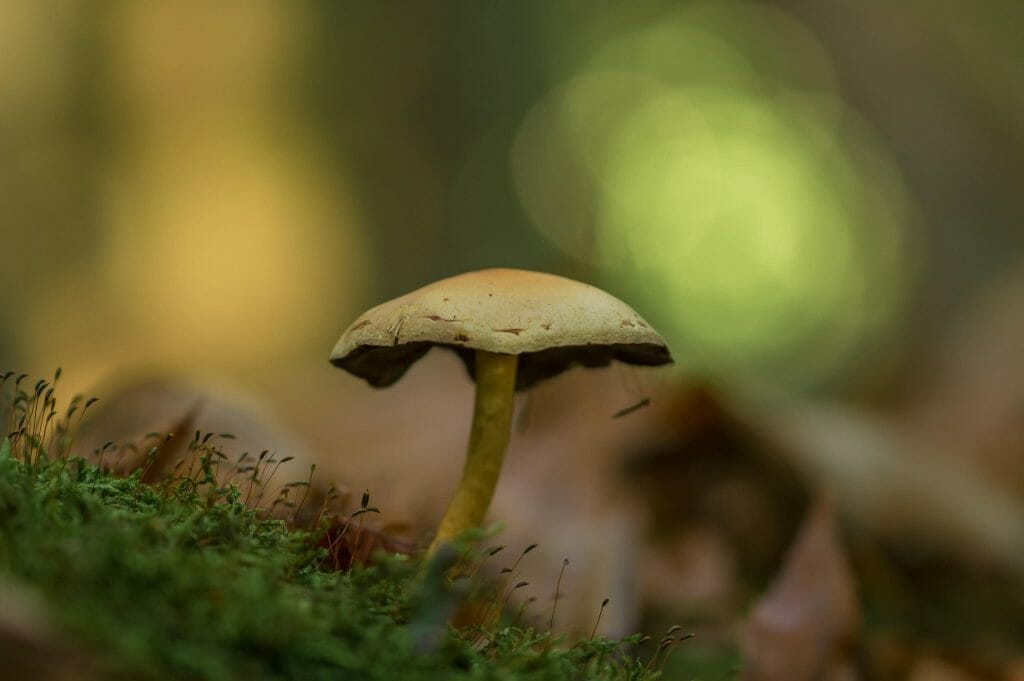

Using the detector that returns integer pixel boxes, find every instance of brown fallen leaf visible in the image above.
[0,579,96,681]
[316,518,418,571]
[75,372,314,503]
[905,655,988,681]
[905,262,1024,494]
[624,384,810,608]
[740,497,861,681]
[757,400,1024,578]
[1006,657,1024,681]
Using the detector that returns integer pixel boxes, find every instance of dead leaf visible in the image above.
[741,498,861,681]
[75,373,312,502]
[316,518,418,571]
[0,579,95,681]
[906,263,1024,493]
[1006,657,1024,681]
[906,655,988,681]
[744,400,1024,578]
[625,384,809,596]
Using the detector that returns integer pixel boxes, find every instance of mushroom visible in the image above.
[330,268,672,556]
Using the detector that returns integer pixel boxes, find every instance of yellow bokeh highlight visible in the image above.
[20,0,369,392]
[99,131,366,368]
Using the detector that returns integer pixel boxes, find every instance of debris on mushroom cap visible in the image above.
[330,268,673,390]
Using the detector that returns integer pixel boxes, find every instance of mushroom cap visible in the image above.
[330,268,672,390]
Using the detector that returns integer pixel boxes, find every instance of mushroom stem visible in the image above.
[427,349,518,557]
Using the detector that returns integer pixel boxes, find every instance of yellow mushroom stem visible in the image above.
[427,349,518,557]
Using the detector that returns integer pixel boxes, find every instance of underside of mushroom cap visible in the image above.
[330,268,673,390]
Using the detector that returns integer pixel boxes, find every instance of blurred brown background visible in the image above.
[3,2,1024,678]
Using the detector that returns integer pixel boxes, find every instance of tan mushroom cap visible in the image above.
[330,268,672,390]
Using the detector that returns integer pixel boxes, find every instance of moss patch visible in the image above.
[0,368,673,680]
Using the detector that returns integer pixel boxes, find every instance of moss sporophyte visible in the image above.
[0,369,680,680]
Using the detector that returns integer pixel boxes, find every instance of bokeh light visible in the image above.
[512,2,921,390]
[12,1,370,393]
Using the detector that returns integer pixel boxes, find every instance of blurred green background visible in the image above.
[1,0,1022,400]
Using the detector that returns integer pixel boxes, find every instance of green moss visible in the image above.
[0,448,664,680]
[0,426,660,680]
